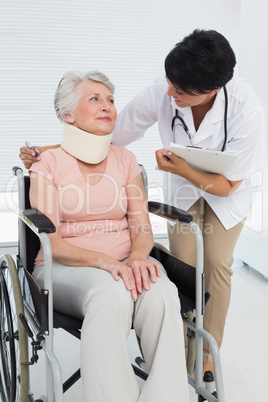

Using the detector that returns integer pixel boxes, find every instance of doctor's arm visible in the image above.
[112,82,159,146]
[155,149,243,197]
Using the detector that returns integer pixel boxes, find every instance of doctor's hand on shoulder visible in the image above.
[19,145,43,169]
[19,144,60,169]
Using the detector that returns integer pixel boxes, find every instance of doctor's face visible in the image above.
[167,79,218,108]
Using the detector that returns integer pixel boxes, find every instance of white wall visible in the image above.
[235,0,268,277]
[0,0,241,245]
[0,0,241,193]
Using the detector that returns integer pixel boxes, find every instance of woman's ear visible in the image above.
[63,113,74,123]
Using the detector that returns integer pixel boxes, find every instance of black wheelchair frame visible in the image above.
[0,166,225,402]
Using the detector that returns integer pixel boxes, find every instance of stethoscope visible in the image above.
[171,86,228,152]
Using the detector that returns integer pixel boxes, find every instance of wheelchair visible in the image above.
[0,166,225,402]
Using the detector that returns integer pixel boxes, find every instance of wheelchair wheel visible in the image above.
[0,254,29,402]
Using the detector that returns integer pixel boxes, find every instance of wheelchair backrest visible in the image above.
[18,175,40,274]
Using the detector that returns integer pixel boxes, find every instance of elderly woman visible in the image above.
[29,71,189,402]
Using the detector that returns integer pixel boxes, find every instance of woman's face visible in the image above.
[167,79,218,108]
[65,80,117,135]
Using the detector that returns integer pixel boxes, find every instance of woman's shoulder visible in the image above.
[31,147,75,174]
[30,147,78,184]
[41,147,74,162]
[109,144,137,161]
[109,145,141,182]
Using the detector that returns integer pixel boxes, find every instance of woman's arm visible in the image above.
[29,172,140,300]
[20,144,60,169]
[155,149,243,197]
[126,173,161,294]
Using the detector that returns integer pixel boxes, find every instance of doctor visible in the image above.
[19,29,265,374]
[113,29,265,374]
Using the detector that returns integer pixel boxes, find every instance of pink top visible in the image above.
[29,145,142,266]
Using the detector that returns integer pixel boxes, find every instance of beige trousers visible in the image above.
[33,257,189,402]
[168,198,245,363]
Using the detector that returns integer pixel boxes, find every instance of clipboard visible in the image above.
[165,143,237,174]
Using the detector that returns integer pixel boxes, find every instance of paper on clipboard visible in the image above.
[165,143,237,174]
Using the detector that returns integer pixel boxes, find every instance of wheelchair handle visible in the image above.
[12,166,23,176]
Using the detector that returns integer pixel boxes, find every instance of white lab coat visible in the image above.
[113,75,265,230]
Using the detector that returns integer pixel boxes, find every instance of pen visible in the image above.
[25,141,38,158]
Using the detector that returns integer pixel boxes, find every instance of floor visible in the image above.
[3,250,268,401]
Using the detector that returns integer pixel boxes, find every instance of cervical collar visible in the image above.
[61,123,113,164]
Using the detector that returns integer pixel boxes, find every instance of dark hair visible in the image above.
[165,29,236,95]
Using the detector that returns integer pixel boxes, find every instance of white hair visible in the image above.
[54,70,115,123]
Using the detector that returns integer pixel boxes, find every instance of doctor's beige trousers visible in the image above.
[168,197,245,363]
[33,257,190,402]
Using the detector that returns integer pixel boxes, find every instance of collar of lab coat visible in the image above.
[170,86,226,146]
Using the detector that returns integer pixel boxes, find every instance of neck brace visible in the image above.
[61,123,113,164]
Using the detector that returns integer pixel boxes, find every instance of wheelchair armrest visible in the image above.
[148,201,193,224]
[22,208,56,234]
